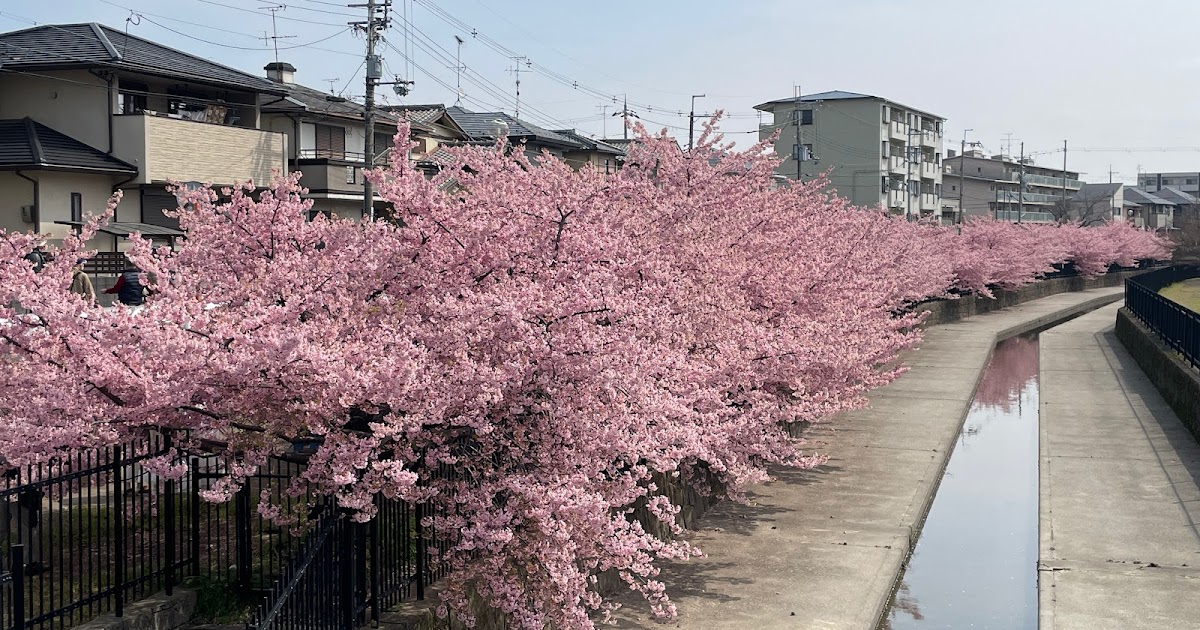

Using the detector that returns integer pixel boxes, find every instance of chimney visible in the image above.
[265,62,296,84]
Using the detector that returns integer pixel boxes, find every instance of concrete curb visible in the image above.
[1114,307,1200,443]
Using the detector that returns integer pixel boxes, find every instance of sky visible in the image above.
[3,0,1200,185]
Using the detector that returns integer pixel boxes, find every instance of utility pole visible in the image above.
[508,56,528,119]
[596,104,609,138]
[1017,141,1025,224]
[689,94,705,151]
[259,5,295,64]
[454,35,464,106]
[958,129,972,224]
[352,0,389,221]
[1062,139,1068,208]
[615,95,638,140]
[906,124,916,221]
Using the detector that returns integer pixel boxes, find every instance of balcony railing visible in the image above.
[996,190,1066,205]
[112,113,287,186]
[995,210,1056,222]
[1006,172,1084,189]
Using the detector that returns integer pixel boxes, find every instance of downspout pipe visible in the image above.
[15,171,40,234]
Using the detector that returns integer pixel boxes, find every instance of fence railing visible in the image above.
[0,433,446,630]
[1125,265,1200,368]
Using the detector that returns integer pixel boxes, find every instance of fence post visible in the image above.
[339,515,355,630]
[12,544,25,630]
[370,496,381,624]
[235,484,252,594]
[114,445,125,617]
[190,457,200,577]
[164,433,176,596]
[415,502,425,601]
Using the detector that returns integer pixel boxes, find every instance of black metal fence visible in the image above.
[1125,264,1200,368]
[0,434,444,630]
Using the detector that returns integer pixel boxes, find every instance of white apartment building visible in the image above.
[1138,172,1200,195]
[754,90,946,220]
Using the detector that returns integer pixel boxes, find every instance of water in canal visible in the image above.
[881,334,1040,630]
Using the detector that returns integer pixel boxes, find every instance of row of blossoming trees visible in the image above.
[0,120,1171,628]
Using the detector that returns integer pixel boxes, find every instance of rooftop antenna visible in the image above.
[508,56,529,118]
[323,77,340,94]
[259,5,295,64]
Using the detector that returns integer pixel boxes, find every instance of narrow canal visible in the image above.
[881,334,1041,630]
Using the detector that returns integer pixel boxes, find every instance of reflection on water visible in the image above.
[881,334,1040,630]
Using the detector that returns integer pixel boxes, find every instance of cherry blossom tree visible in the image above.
[0,117,1173,629]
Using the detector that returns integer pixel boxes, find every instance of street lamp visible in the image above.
[688,94,705,151]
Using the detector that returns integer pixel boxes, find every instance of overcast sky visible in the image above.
[3,0,1199,184]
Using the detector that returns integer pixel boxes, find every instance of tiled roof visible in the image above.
[1126,187,1177,206]
[260,81,399,125]
[1151,186,1198,205]
[0,118,137,173]
[1074,183,1123,200]
[444,107,584,149]
[553,130,625,155]
[0,23,285,94]
[386,104,449,124]
[754,90,875,110]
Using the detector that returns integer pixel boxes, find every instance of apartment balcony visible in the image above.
[996,190,1065,205]
[112,113,288,186]
[920,193,940,211]
[886,189,906,208]
[1005,172,1084,189]
[995,209,1055,223]
[889,121,909,142]
[919,129,940,148]
[920,161,939,179]
[886,156,907,174]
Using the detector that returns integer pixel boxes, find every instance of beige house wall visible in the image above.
[113,114,287,186]
[0,170,127,250]
[0,70,113,151]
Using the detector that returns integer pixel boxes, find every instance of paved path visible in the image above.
[611,287,1125,630]
[1038,302,1200,629]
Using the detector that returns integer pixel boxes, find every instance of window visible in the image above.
[314,124,347,159]
[791,109,813,125]
[882,176,889,193]
[882,106,890,123]
[70,193,83,223]
[882,141,890,158]
[935,183,942,197]
[1188,179,1197,185]
[951,184,957,192]
[1114,208,1121,217]
[792,143,813,162]
[910,180,920,196]
[935,152,941,165]
[906,113,913,126]
[118,82,149,114]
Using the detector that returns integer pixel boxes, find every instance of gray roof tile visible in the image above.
[0,117,137,173]
[260,81,399,125]
[444,107,584,149]
[553,130,625,155]
[0,23,284,94]
[1126,187,1177,206]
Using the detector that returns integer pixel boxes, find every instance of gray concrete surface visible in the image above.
[1039,302,1200,630]
[609,287,1126,629]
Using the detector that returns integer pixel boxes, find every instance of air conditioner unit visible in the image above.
[20,205,34,223]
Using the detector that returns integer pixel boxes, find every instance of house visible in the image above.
[753,90,945,220]
[442,106,586,160]
[259,62,428,219]
[1124,188,1176,230]
[553,130,625,174]
[1150,186,1199,228]
[943,150,1082,224]
[0,23,289,250]
[1069,183,1128,226]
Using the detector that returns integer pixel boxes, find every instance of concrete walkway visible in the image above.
[611,287,1125,630]
[1039,302,1200,629]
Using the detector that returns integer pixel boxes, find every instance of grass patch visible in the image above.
[1160,279,1200,312]
[184,575,256,624]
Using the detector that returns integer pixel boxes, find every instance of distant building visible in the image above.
[443,106,586,160]
[753,90,945,220]
[1138,172,1200,195]
[943,150,1083,224]
[1064,183,1175,229]
[1123,188,1176,230]
[553,130,625,174]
